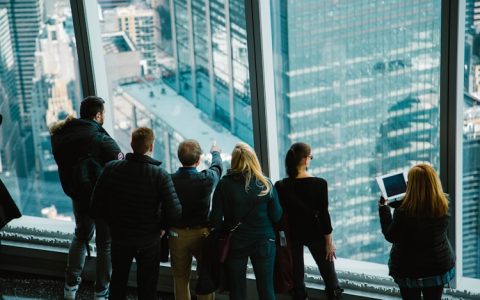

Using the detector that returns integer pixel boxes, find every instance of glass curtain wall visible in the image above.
[0,0,82,221]
[463,0,480,280]
[96,0,253,173]
[270,0,442,264]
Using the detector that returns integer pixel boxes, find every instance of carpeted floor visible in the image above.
[0,271,175,300]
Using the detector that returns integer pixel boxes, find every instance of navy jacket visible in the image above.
[379,206,455,278]
[92,153,182,246]
[171,151,222,228]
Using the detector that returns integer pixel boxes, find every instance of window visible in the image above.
[95,0,253,172]
[0,0,82,221]
[269,0,442,264]
[463,0,480,281]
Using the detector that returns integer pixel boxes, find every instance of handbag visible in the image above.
[217,200,260,263]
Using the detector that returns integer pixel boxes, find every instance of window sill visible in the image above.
[1,216,478,299]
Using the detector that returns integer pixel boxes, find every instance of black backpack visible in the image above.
[71,153,103,215]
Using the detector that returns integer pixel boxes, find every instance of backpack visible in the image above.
[71,153,103,215]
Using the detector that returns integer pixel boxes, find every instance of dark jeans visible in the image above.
[225,239,276,300]
[399,286,444,300]
[292,239,340,300]
[110,239,161,300]
[65,200,111,292]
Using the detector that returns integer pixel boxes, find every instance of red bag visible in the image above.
[218,230,233,263]
[274,213,294,294]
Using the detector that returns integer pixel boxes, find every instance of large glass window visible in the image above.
[270,0,442,264]
[463,0,480,280]
[97,0,253,173]
[0,0,82,221]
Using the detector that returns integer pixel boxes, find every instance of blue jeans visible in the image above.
[225,238,276,300]
[65,200,111,292]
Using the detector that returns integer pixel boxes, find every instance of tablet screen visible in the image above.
[383,173,407,197]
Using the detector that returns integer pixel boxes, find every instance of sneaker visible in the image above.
[95,289,109,300]
[64,284,79,300]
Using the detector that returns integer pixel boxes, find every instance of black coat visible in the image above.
[171,151,222,228]
[379,206,455,278]
[92,153,182,246]
[0,179,21,230]
[50,116,122,198]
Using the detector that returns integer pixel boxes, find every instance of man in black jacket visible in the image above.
[92,127,182,300]
[169,139,222,300]
[50,96,123,300]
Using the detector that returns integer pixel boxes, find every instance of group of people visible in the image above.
[50,96,455,300]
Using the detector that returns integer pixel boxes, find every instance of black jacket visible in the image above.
[50,116,122,198]
[275,177,333,242]
[171,151,222,228]
[92,153,182,246]
[379,206,455,278]
[0,179,21,230]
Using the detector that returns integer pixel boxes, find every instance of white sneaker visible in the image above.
[95,289,109,300]
[64,284,79,300]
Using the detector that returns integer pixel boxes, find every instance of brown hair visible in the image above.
[178,139,202,166]
[231,142,271,196]
[285,142,311,178]
[400,164,449,217]
[131,127,155,154]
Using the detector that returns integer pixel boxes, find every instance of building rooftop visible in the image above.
[102,32,136,54]
[117,79,243,158]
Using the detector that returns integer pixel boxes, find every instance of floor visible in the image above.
[0,271,175,300]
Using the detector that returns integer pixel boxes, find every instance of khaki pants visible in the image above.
[169,227,214,300]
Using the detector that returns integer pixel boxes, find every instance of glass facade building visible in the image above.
[271,0,442,263]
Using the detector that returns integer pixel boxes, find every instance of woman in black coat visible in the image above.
[275,142,343,300]
[379,164,455,300]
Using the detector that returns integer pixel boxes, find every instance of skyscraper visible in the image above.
[169,0,253,145]
[0,0,43,127]
[271,0,442,263]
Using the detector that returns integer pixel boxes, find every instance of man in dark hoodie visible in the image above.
[50,96,123,300]
[92,127,182,300]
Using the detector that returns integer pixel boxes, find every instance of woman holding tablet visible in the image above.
[378,164,455,300]
[275,142,343,300]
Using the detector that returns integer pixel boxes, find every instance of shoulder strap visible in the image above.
[230,198,261,232]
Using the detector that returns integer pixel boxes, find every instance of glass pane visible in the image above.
[271,0,442,263]
[98,0,253,172]
[0,0,82,221]
[463,0,480,280]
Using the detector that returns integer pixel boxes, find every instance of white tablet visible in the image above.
[376,171,408,202]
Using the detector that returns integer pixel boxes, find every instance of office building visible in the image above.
[169,0,253,145]
[271,0,442,263]
[103,5,157,75]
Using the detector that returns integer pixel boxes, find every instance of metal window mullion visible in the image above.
[170,0,180,92]
[225,0,235,133]
[439,0,464,289]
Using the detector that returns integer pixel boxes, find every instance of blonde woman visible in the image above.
[379,164,455,300]
[209,143,282,300]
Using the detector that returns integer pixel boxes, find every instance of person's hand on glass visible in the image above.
[210,141,221,153]
[325,242,336,261]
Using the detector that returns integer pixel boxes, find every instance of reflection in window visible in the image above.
[99,0,253,174]
[0,1,81,221]
[271,0,441,263]
[463,0,480,280]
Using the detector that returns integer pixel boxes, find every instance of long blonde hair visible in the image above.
[400,164,449,217]
[230,142,271,196]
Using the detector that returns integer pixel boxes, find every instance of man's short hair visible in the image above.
[80,96,105,119]
[131,127,155,154]
[178,139,202,166]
